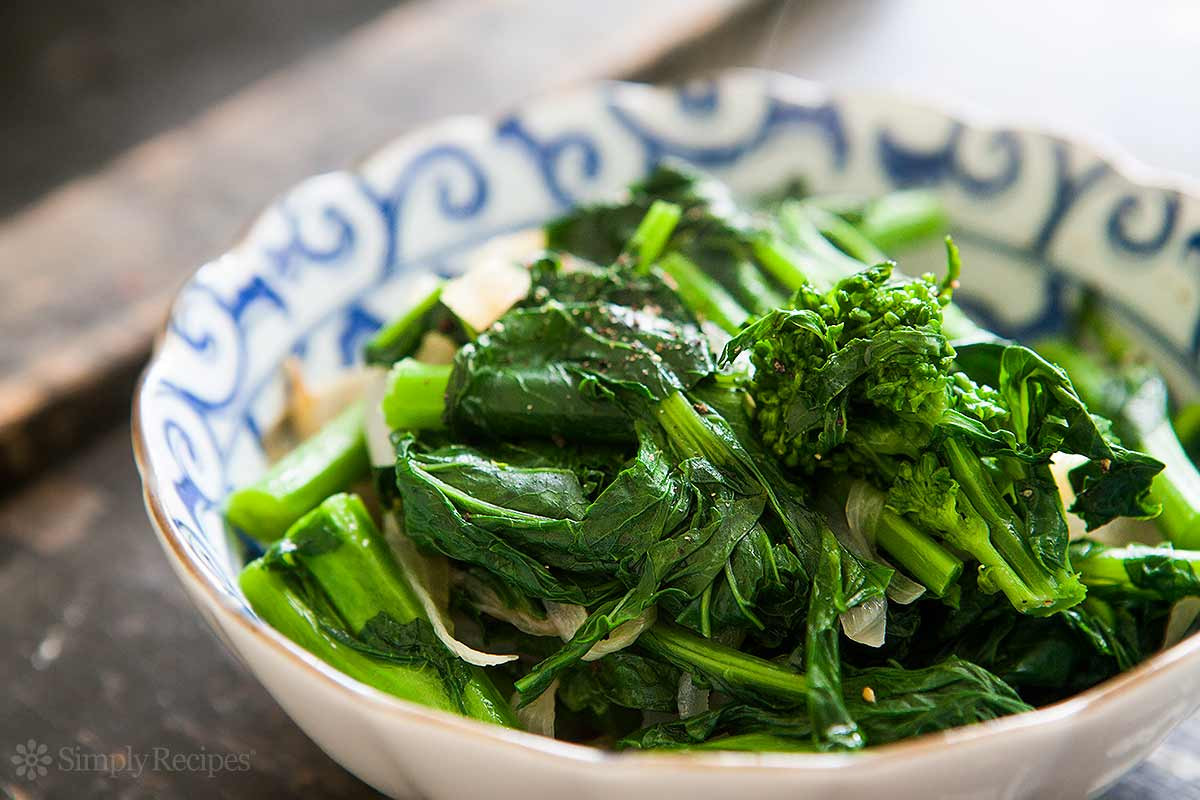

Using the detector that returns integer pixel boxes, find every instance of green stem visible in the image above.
[364,283,445,366]
[943,438,1084,615]
[857,190,949,253]
[1073,541,1200,601]
[638,624,810,706]
[750,235,810,291]
[629,199,682,272]
[1128,384,1200,546]
[244,494,517,727]
[930,494,1040,614]
[224,403,369,543]
[240,561,462,713]
[801,204,888,265]
[277,494,425,629]
[777,200,872,289]
[874,508,963,598]
[731,259,787,314]
[686,733,816,753]
[1141,413,1200,548]
[382,358,452,432]
[658,252,749,334]
[654,391,733,467]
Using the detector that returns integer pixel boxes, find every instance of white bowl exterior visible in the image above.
[135,70,1200,798]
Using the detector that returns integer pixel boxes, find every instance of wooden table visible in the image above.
[4,1,1200,797]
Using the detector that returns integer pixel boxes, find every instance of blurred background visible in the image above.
[2,1,1200,797]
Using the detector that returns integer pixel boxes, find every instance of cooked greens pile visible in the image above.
[226,164,1200,752]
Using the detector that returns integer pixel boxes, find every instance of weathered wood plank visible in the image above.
[0,425,382,797]
[0,0,759,486]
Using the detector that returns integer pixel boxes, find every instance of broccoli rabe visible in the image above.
[225,161,1190,756]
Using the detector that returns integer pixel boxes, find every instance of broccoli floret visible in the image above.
[728,247,1102,615]
[731,264,957,471]
[950,371,1008,423]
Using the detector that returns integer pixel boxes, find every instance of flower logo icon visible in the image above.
[12,740,52,782]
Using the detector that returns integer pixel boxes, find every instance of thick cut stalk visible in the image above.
[225,403,369,543]
[364,283,445,366]
[382,359,452,432]
[240,562,460,712]
[943,439,1085,615]
[638,625,810,707]
[873,508,963,598]
[287,494,425,629]
[630,199,683,272]
[659,252,749,334]
[242,494,517,727]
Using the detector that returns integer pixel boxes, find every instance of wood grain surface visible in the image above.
[0,0,758,487]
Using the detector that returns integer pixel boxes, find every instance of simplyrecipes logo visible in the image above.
[9,739,254,783]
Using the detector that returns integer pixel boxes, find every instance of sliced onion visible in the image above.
[515,679,559,737]
[457,571,562,638]
[843,481,925,605]
[362,368,394,468]
[442,230,540,332]
[1164,597,1200,650]
[676,672,710,719]
[1050,452,1091,541]
[839,595,887,648]
[263,359,373,461]
[843,482,885,548]
[544,602,589,641]
[881,572,925,606]
[582,606,657,661]
[284,358,374,439]
[413,331,460,365]
[383,517,517,666]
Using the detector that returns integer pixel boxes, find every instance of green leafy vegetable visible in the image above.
[229,162,1189,754]
[240,494,516,725]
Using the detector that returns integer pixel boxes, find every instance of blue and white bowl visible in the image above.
[133,70,1200,799]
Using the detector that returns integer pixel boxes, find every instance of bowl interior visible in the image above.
[137,69,1200,631]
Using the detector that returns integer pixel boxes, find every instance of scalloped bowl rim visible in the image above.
[132,69,1200,774]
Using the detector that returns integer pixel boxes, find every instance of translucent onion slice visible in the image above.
[515,679,559,737]
[582,606,657,661]
[844,481,925,605]
[284,358,374,439]
[442,230,539,332]
[457,571,562,638]
[383,517,517,667]
[413,331,460,365]
[544,602,589,641]
[676,672,710,719]
[839,595,887,648]
[362,368,394,468]
[1164,597,1200,650]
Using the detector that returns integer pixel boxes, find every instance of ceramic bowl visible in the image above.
[133,69,1200,799]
